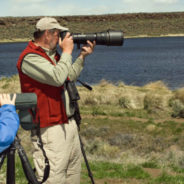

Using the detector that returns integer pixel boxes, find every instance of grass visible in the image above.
[171,165,184,174]
[1,119,184,184]
[82,161,184,184]
[154,172,184,184]
[0,155,31,184]
[142,161,159,169]
[88,162,150,179]
[2,158,184,184]
[1,76,184,183]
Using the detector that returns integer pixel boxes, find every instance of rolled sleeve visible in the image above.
[68,57,85,81]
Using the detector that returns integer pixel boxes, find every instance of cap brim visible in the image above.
[55,25,69,31]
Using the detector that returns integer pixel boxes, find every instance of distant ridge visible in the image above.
[0,12,184,42]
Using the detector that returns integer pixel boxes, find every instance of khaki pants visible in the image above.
[31,118,81,184]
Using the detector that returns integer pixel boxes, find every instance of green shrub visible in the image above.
[169,99,184,118]
[91,106,106,116]
[142,161,159,168]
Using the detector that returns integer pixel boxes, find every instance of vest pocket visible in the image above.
[48,95,61,118]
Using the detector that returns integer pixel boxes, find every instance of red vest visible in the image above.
[17,41,68,128]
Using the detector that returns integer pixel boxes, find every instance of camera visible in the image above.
[60,30,124,47]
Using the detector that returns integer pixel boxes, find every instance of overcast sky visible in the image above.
[0,0,184,17]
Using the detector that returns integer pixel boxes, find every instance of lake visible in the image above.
[0,36,184,89]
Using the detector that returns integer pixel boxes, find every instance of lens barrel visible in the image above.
[60,30,124,46]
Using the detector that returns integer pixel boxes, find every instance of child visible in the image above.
[0,94,19,153]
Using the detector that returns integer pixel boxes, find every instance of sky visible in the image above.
[0,0,184,17]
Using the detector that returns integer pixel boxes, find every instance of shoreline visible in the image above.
[126,33,184,38]
[0,74,183,90]
[0,38,29,43]
[0,33,184,43]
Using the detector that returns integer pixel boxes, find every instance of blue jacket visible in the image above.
[0,104,19,153]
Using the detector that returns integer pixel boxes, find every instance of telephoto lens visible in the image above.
[60,30,124,46]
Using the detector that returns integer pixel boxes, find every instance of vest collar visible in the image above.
[29,41,57,56]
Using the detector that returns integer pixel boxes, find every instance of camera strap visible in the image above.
[35,123,50,184]
[30,109,50,184]
[66,80,95,184]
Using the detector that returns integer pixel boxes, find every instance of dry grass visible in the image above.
[143,81,169,91]
[78,79,174,116]
[0,75,20,93]
[1,76,184,184]
[0,76,183,118]
[174,88,184,103]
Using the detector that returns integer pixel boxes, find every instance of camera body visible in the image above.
[66,81,80,102]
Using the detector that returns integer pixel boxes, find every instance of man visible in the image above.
[0,94,19,153]
[17,17,95,184]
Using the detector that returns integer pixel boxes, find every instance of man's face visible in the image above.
[47,29,60,50]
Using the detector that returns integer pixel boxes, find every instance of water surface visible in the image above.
[0,36,184,89]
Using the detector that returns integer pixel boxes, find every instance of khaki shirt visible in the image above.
[21,48,84,117]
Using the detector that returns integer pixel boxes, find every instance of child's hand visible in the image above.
[0,94,16,106]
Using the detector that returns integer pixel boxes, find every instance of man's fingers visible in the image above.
[86,40,95,49]
[81,47,88,52]
[65,32,72,38]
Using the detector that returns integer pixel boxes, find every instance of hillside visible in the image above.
[0,12,184,42]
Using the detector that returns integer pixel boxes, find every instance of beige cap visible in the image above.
[36,17,68,31]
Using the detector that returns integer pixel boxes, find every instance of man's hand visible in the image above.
[0,94,16,106]
[59,32,74,55]
[78,41,96,60]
